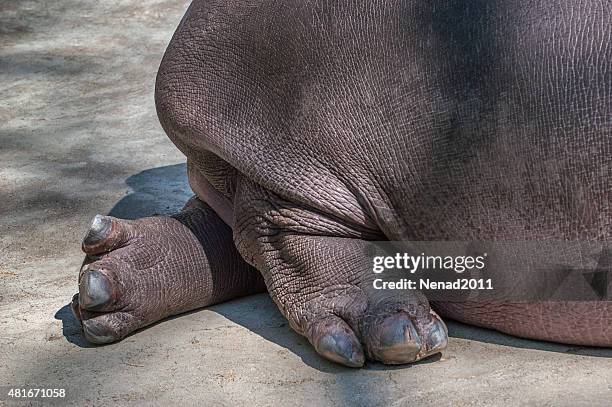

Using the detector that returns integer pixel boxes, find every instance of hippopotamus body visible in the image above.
[71,0,611,366]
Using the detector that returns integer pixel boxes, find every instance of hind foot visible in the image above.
[71,197,264,344]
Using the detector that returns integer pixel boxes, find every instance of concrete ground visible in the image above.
[1,1,610,406]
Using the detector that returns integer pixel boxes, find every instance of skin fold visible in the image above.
[72,0,611,367]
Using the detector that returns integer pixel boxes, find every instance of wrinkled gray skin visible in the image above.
[71,0,612,367]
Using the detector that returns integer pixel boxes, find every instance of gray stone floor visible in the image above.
[1,1,611,406]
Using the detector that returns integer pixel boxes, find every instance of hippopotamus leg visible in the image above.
[71,196,265,344]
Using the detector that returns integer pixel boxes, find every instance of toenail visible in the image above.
[316,332,364,368]
[82,320,117,344]
[372,313,421,364]
[79,270,112,310]
[70,293,82,323]
[83,215,112,246]
[425,318,448,353]
[380,313,420,348]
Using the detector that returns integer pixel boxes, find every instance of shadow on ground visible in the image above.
[55,163,612,370]
[107,163,194,219]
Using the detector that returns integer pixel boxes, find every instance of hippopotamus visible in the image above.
[70,0,611,367]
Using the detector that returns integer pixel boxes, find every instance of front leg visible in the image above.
[233,180,448,367]
[72,197,265,344]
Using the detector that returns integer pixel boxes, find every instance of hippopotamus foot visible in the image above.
[71,197,265,344]
[231,182,448,367]
[240,236,448,367]
[270,250,448,367]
